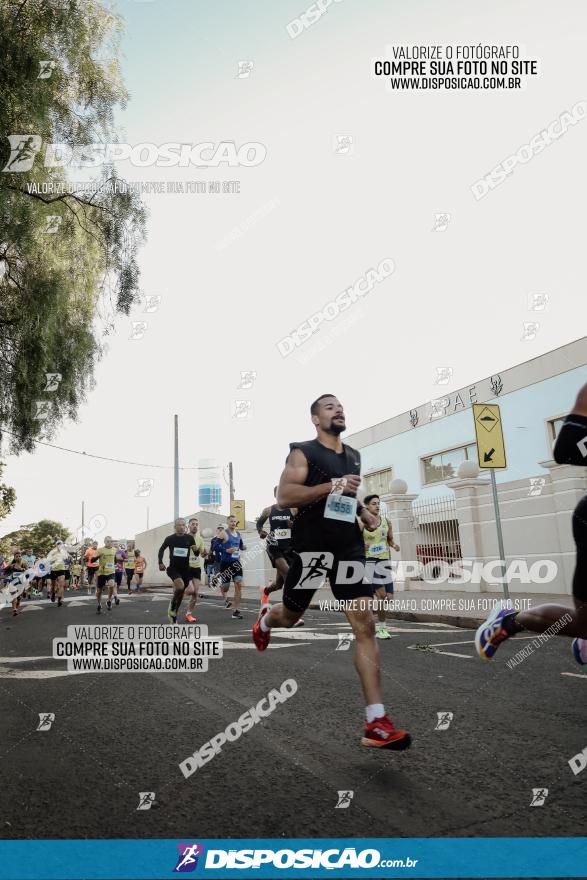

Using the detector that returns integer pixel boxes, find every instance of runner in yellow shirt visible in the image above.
[93,537,117,614]
[71,562,82,589]
[362,494,399,640]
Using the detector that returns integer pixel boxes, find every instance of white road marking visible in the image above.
[0,666,78,679]
[431,650,473,659]
[561,672,587,679]
[0,656,52,663]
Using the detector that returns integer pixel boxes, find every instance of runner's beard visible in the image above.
[327,421,345,435]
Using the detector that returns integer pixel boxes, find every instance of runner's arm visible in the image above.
[256,506,271,537]
[386,516,400,551]
[277,449,332,507]
[157,538,169,565]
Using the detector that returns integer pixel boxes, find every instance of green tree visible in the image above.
[0,518,70,556]
[0,0,147,454]
[0,462,16,521]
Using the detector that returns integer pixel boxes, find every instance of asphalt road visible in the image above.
[0,586,585,843]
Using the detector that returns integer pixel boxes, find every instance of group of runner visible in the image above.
[249,389,587,751]
[3,387,587,753]
[0,539,147,616]
[157,515,248,623]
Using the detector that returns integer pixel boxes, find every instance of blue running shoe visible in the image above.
[572,638,587,666]
[475,604,513,661]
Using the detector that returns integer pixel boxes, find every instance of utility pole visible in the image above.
[147,506,150,530]
[174,414,179,520]
[228,461,235,505]
[81,500,85,542]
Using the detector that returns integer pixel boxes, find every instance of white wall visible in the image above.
[134,510,271,588]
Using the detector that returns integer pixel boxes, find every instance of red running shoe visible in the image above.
[185,613,198,623]
[252,605,271,652]
[361,715,411,750]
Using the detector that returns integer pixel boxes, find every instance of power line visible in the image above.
[0,428,218,471]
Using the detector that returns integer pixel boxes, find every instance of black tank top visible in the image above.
[268,505,293,546]
[288,438,363,552]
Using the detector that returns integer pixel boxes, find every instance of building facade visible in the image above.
[346,337,587,595]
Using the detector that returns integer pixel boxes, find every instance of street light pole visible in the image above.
[174,415,179,520]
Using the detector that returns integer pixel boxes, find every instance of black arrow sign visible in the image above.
[484,448,495,462]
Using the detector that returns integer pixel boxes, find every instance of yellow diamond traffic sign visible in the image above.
[472,403,507,468]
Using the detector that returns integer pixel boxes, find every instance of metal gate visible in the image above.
[411,493,461,580]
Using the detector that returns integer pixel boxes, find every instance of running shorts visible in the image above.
[97,573,115,589]
[125,568,135,579]
[51,570,65,580]
[167,567,191,588]
[114,570,123,586]
[365,558,394,593]
[283,549,372,614]
[219,560,243,583]
[266,544,294,568]
[87,568,97,584]
[572,495,587,602]
[189,567,202,580]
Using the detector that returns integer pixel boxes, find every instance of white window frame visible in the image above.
[362,467,394,496]
[420,441,477,486]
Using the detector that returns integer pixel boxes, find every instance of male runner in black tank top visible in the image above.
[257,487,305,625]
[252,394,411,751]
[475,380,587,663]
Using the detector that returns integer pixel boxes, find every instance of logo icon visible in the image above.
[232,399,252,419]
[434,711,453,731]
[521,321,539,341]
[428,397,449,420]
[135,478,154,498]
[130,321,148,340]
[174,843,204,873]
[38,60,57,79]
[434,366,453,385]
[333,135,353,155]
[3,135,43,172]
[37,713,55,731]
[528,293,549,311]
[34,400,50,421]
[530,787,548,806]
[237,370,257,390]
[43,215,62,234]
[528,477,546,497]
[136,792,156,810]
[409,409,419,428]
[143,295,161,313]
[44,373,62,392]
[432,212,451,231]
[294,551,333,590]
[236,60,254,78]
[335,790,354,809]
[336,633,352,651]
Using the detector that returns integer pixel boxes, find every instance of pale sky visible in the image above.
[2,0,586,543]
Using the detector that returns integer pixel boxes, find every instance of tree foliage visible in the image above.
[0,462,16,522]
[0,518,70,556]
[0,0,147,454]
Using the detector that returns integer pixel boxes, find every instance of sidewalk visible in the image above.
[142,583,571,629]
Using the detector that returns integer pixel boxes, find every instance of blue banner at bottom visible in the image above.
[0,838,586,880]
